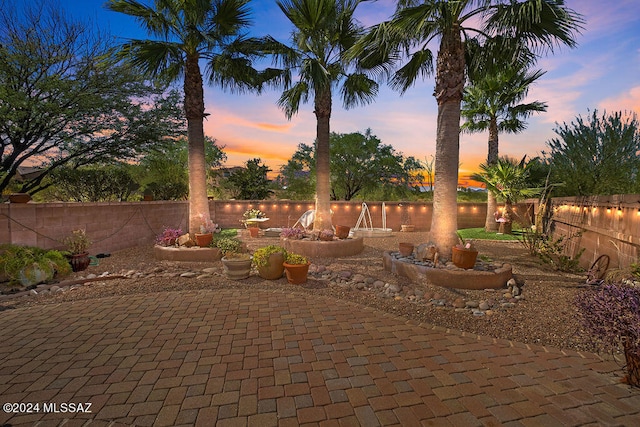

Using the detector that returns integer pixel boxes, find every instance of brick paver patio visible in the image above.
[1,288,639,426]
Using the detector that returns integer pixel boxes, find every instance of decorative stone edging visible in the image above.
[382,251,513,290]
[280,237,364,258]
[153,245,222,262]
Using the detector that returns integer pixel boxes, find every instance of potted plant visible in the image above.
[253,245,286,280]
[217,237,251,280]
[8,193,31,203]
[156,226,183,247]
[451,232,478,269]
[194,214,219,247]
[63,229,92,272]
[242,208,267,237]
[400,208,414,232]
[283,252,310,284]
[335,225,351,239]
[398,242,414,257]
[280,227,305,240]
[575,284,640,387]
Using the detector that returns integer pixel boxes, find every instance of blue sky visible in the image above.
[55,0,640,184]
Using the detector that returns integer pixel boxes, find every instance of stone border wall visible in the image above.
[1,199,530,254]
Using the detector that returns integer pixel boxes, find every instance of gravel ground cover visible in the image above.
[0,231,594,353]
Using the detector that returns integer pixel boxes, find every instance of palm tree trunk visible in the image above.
[430,29,465,255]
[184,54,211,236]
[485,119,499,232]
[314,89,332,231]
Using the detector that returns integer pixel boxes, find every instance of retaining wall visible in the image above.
[0,199,531,254]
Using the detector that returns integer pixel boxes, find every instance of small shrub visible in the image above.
[198,214,220,234]
[0,244,71,285]
[215,237,243,256]
[63,229,91,254]
[455,231,476,251]
[252,245,286,267]
[521,230,584,273]
[575,284,640,386]
[285,252,308,265]
[280,227,304,240]
[156,226,182,247]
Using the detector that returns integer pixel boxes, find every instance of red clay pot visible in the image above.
[283,262,310,284]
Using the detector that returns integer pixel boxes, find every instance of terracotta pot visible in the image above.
[257,253,285,280]
[248,227,259,238]
[9,193,31,203]
[194,233,213,247]
[498,221,513,234]
[451,247,478,269]
[398,242,414,257]
[68,252,91,272]
[401,224,415,232]
[222,256,252,280]
[335,225,351,239]
[283,262,310,284]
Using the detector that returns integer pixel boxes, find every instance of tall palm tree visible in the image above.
[107,0,267,235]
[353,0,582,252]
[462,63,547,231]
[270,0,378,231]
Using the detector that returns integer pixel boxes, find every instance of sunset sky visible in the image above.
[56,0,640,186]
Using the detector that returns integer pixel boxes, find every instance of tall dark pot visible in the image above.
[68,252,91,272]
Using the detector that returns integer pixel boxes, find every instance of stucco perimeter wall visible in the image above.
[0,201,189,254]
[213,200,530,232]
[1,199,530,254]
[545,195,640,270]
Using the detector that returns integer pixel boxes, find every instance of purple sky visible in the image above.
[53,0,640,184]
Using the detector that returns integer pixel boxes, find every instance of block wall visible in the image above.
[1,199,531,254]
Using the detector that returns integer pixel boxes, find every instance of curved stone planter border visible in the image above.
[281,237,364,258]
[382,251,512,290]
[153,245,222,262]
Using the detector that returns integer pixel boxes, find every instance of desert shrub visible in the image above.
[0,244,71,285]
[520,229,584,272]
[575,283,640,386]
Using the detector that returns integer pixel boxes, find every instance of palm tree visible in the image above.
[270,0,378,231]
[462,63,547,232]
[353,0,582,252]
[471,156,540,233]
[107,0,267,235]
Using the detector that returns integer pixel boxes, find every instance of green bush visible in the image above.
[520,230,584,272]
[0,244,71,285]
[215,237,243,256]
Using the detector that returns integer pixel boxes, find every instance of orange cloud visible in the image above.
[255,123,293,132]
[598,86,640,115]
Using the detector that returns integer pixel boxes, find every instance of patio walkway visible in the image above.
[1,288,639,426]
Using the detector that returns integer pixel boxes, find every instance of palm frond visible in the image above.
[340,73,378,109]
[207,53,260,93]
[118,39,184,78]
[277,81,309,119]
[390,49,434,93]
[107,0,174,38]
[485,0,584,54]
